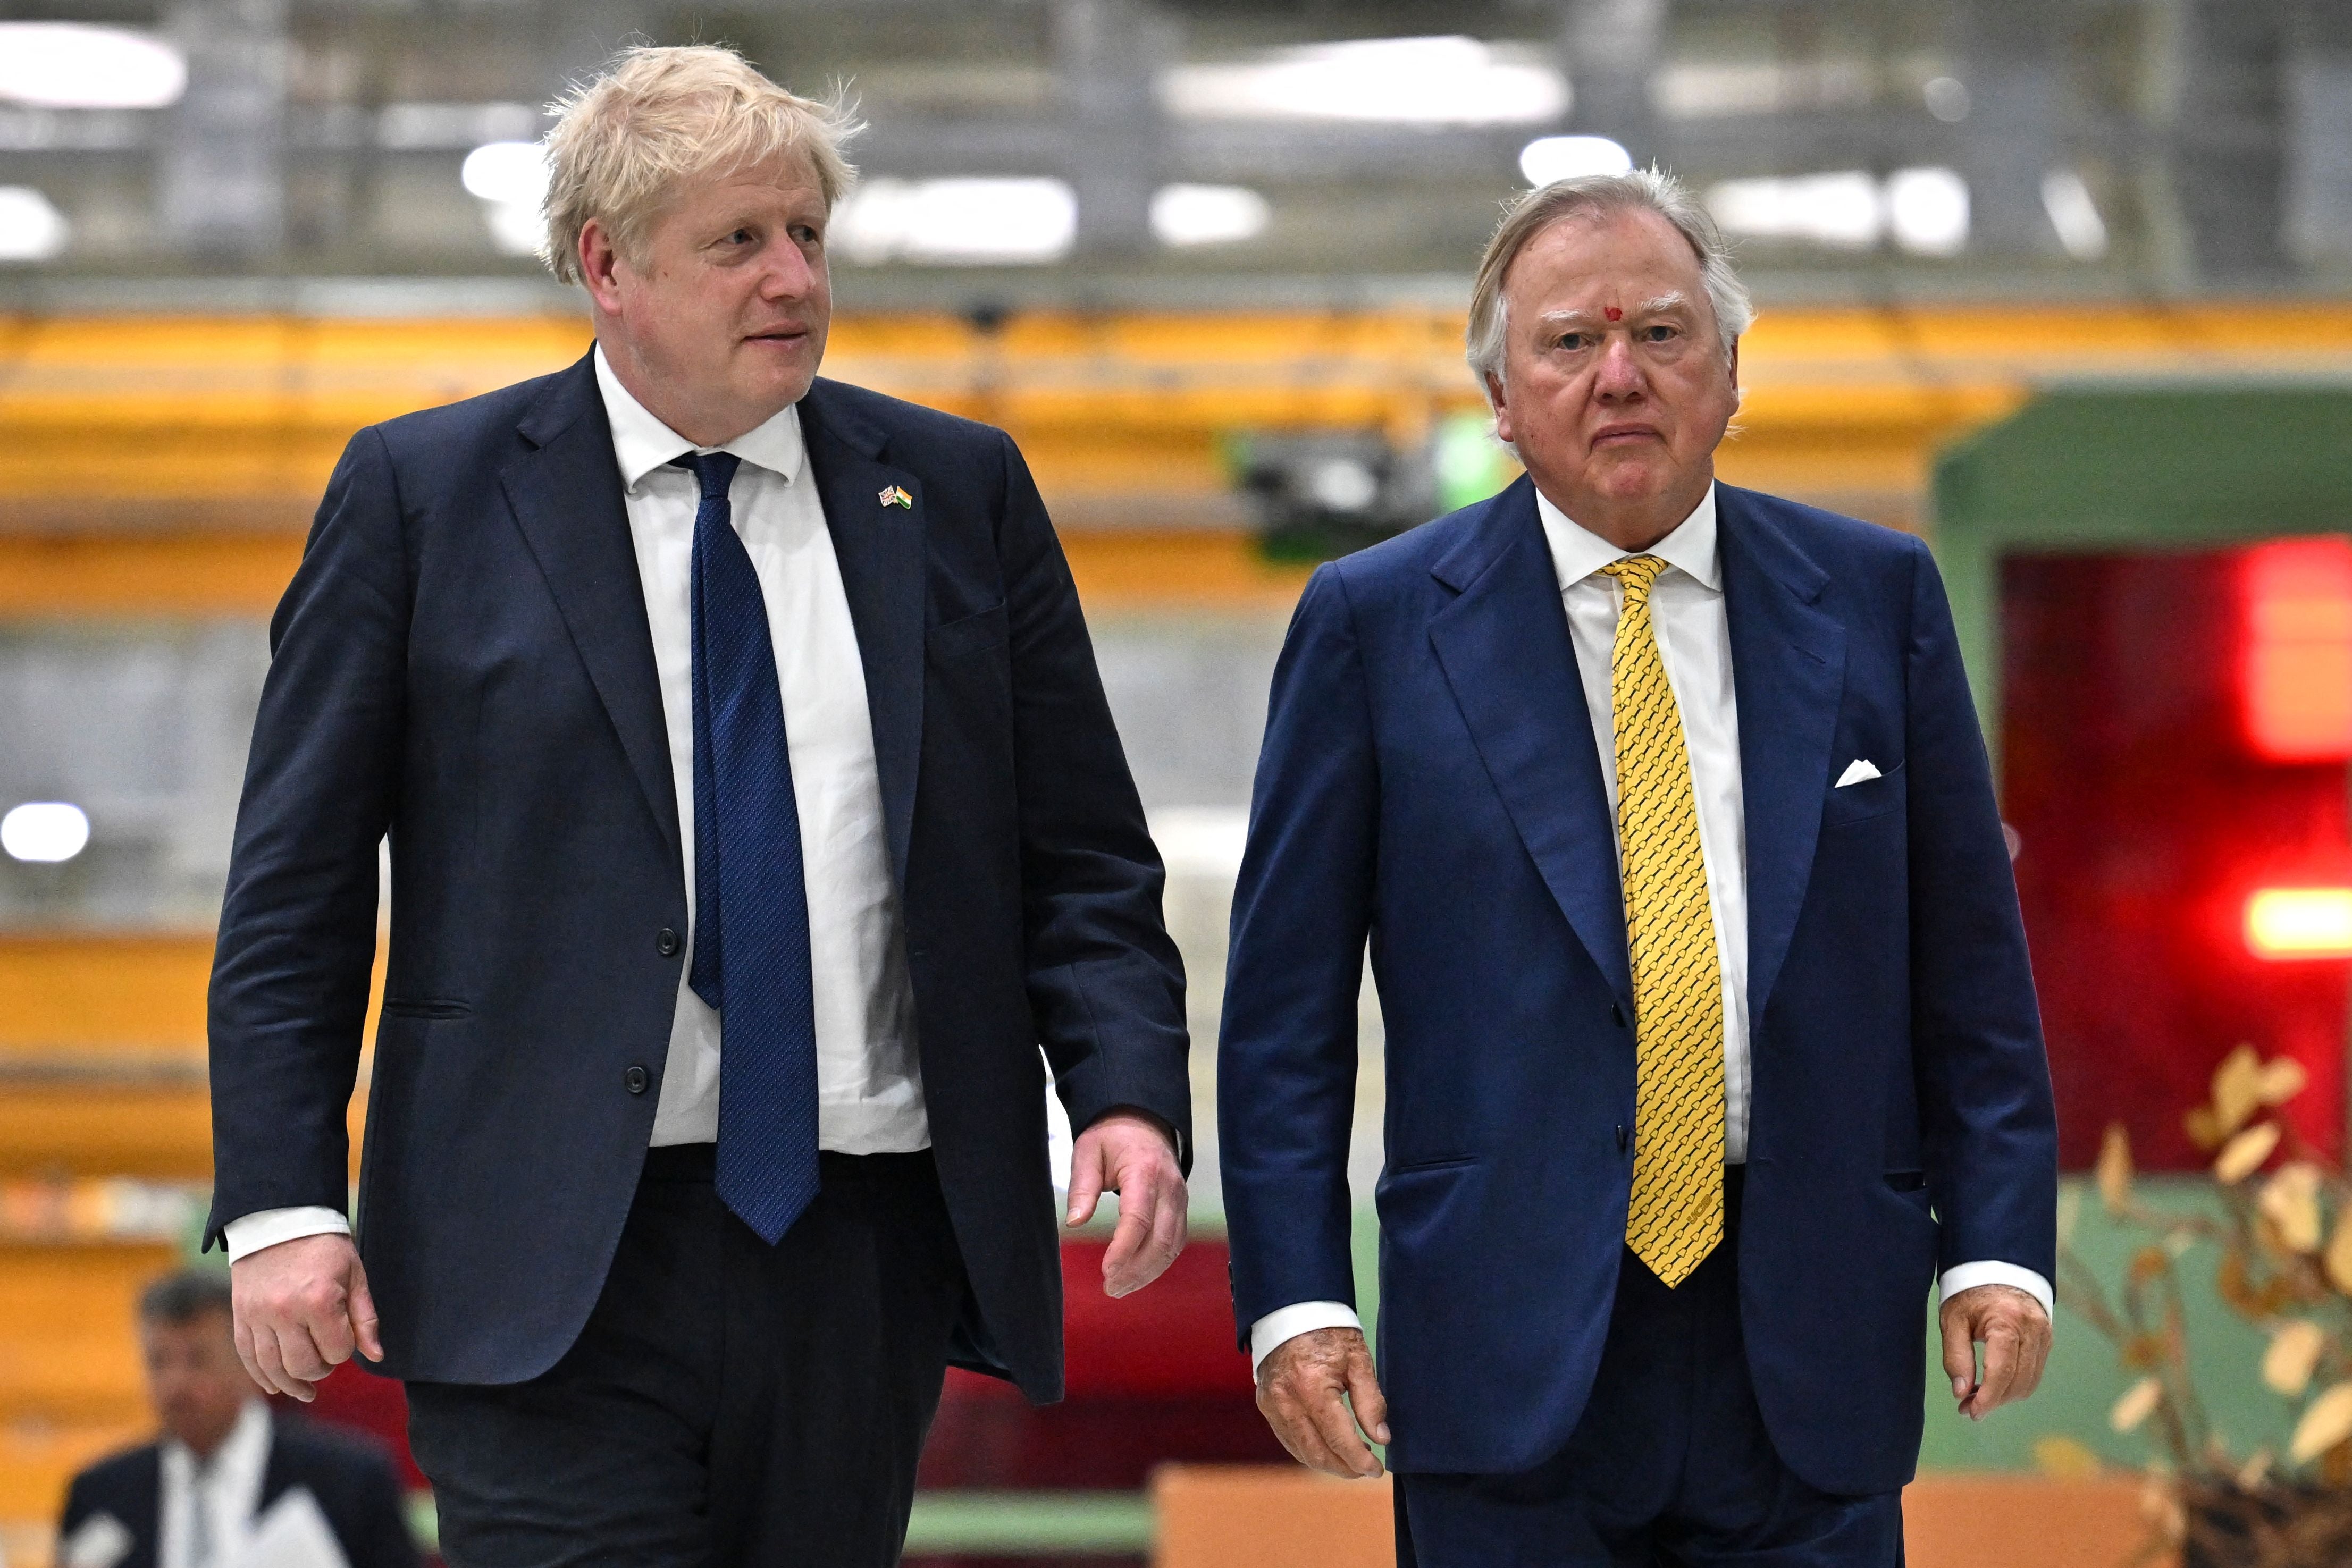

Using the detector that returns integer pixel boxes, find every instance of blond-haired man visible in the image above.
[207,45,1190,1564]
[1220,172,2056,1564]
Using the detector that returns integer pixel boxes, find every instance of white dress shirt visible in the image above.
[225,349,926,1261]
[1249,483,2050,1371]
[158,1399,272,1568]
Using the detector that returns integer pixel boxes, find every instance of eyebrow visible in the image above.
[1533,293,1695,333]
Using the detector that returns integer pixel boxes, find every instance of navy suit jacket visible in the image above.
[1219,477,2055,1496]
[206,353,1189,1400]
[60,1415,419,1568]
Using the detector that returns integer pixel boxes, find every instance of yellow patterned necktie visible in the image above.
[1600,554,1726,1287]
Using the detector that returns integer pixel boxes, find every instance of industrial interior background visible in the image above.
[4,0,2352,1563]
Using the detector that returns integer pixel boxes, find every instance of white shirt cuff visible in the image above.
[223,1206,351,1264]
[1249,1301,1364,1375]
[1939,1261,2053,1321]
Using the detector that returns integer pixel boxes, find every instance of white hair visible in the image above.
[1465,167,1753,398]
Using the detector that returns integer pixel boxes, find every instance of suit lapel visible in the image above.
[1717,485,1846,1031]
[500,355,682,866]
[1427,479,1633,1008]
[799,380,926,894]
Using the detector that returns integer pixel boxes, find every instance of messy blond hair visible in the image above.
[541,44,861,285]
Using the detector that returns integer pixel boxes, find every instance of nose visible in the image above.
[1594,334,1645,400]
[761,235,816,300]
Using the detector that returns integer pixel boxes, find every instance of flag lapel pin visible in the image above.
[877,484,914,509]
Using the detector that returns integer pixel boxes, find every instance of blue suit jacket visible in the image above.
[1219,477,2055,1496]
[206,355,1189,1398]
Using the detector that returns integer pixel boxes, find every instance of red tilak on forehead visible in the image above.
[1605,306,1623,321]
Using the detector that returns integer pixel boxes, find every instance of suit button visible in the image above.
[624,1065,651,1095]
[656,928,681,957]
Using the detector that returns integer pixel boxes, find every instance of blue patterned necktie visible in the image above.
[678,450,820,1244]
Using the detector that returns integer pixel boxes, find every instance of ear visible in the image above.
[1726,336,1741,395]
[1486,370,1514,448]
[578,217,627,318]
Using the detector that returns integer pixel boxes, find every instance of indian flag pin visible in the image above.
[878,484,913,509]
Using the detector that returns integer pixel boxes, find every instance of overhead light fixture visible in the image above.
[1707,171,1883,249]
[2041,170,2109,261]
[1518,136,1633,187]
[0,187,69,263]
[1150,183,1270,247]
[832,178,1078,266]
[1162,37,1569,127]
[1,802,90,864]
[1887,167,1969,256]
[1922,77,1971,123]
[461,141,549,256]
[0,23,186,110]
[1707,168,1970,256]
[2247,888,2352,960]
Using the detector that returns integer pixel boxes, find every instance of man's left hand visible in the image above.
[1939,1283,2050,1421]
[1067,1109,1187,1297]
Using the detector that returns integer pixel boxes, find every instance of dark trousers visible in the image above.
[406,1145,967,1568]
[1396,1171,1902,1568]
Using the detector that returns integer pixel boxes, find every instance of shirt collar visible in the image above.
[592,343,805,494]
[1534,480,1720,594]
[163,1397,272,1482]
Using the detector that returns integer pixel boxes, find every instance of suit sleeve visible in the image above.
[1217,564,1376,1344]
[204,427,409,1249]
[994,433,1192,1164]
[1903,537,2059,1282]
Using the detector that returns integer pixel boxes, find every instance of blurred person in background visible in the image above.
[1221,170,2057,1566]
[203,43,1190,1567]
[57,1271,417,1568]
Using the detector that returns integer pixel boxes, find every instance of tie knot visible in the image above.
[672,450,741,502]
[1601,554,1669,596]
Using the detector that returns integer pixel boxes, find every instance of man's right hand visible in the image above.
[230,1233,383,1401]
[1255,1326,1390,1479]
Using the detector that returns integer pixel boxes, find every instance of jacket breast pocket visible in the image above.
[1822,759,1905,827]
[928,602,1009,665]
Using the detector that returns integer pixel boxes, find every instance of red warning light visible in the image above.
[2242,538,2352,762]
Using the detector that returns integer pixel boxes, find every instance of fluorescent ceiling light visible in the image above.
[1707,171,1883,249]
[461,141,549,206]
[1519,136,1633,186]
[0,187,69,263]
[1887,167,1969,256]
[833,178,1078,266]
[1,802,90,863]
[1150,183,1270,247]
[461,142,549,256]
[1163,37,1568,127]
[0,24,186,110]
[2041,170,2109,260]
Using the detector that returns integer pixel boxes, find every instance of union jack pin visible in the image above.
[878,484,913,509]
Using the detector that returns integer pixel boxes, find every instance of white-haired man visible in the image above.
[207,44,1191,1565]
[1219,172,2057,1564]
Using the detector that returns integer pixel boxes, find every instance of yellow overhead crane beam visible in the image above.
[3,301,2352,615]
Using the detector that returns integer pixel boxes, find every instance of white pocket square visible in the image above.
[1835,759,1882,788]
